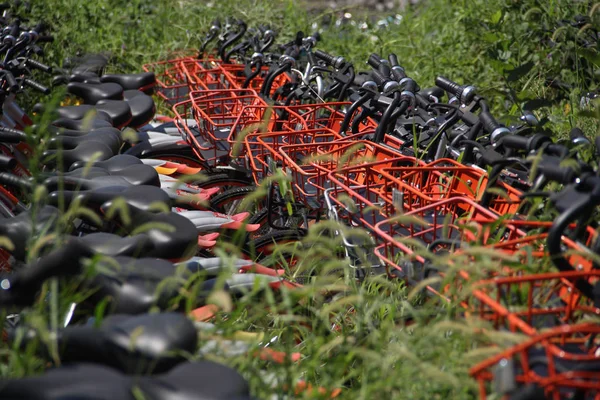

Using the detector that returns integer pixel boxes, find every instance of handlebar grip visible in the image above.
[390,65,406,82]
[0,172,31,189]
[30,45,44,56]
[480,110,509,143]
[498,134,530,151]
[479,110,500,132]
[378,63,391,78]
[23,78,50,94]
[537,162,576,184]
[435,76,461,97]
[9,23,20,40]
[0,154,16,170]
[4,72,18,92]
[314,49,335,65]
[370,69,388,87]
[367,53,383,69]
[26,58,52,73]
[0,126,27,143]
[37,35,53,43]
[31,23,45,35]
[388,53,399,67]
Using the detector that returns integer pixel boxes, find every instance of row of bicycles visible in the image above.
[0,6,597,399]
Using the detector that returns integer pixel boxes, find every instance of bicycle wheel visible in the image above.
[248,230,304,270]
[209,186,258,214]
[193,173,253,196]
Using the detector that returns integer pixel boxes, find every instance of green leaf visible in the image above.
[490,10,502,24]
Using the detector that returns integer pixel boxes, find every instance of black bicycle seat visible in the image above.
[0,206,60,261]
[137,360,252,400]
[51,127,122,142]
[67,82,123,105]
[84,256,187,314]
[49,185,171,213]
[102,205,198,260]
[71,163,159,187]
[68,71,102,84]
[43,140,116,170]
[53,104,95,120]
[17,312,196,374]
[123,90,155,128]
[125,139,193,159]
[0,361,252,400]
[70,154,143,172]
[48,129,123,154]
[53,115,114,130]
[79,232,154,257]
[44,174,134,193]
[0,363,135,400]
[0,240,93,307]
[101,72,156,92]
[95,99,134,128]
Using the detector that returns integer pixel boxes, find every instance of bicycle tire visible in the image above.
[248,230,304,267]
[209,186,257,214]
[193,173,253,192]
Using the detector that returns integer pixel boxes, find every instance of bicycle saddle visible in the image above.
[44,170,157,194]
[123,89,156,128]
[48,129,123,154]
[95,99,134,128]
[49,185,171,213]
[0,363,136,399]
[70,154,143,172]
[67,82,123,105]
[52,125,122,139]
[0,361,252,400]
[137,360,252,399]
[0,240,93,307]
[52,115,114,130]
[0,206,59,261]
[67,71,102,84]
[17,312,196,374]
[37,102,129,128]
[56,163,157,183]
[84,256,190,314]
[125,139,193,158]
[102,205,198,260]
[42,141,117,170]
[79,232,154,257]
[101,72,156,92]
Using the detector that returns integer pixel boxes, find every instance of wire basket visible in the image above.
[143,57,196,105]
[278,140,406,210]
[243,127,342,185]
[220,63,291,92]
[324,157,427,228]
[377,159,523,215]
[283,102,378,135]
[466,268,600,336]
[372,197,503,282]
[470,322,600,400]
[188,89,267,145]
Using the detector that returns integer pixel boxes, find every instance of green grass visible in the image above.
[5,0,600,398]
